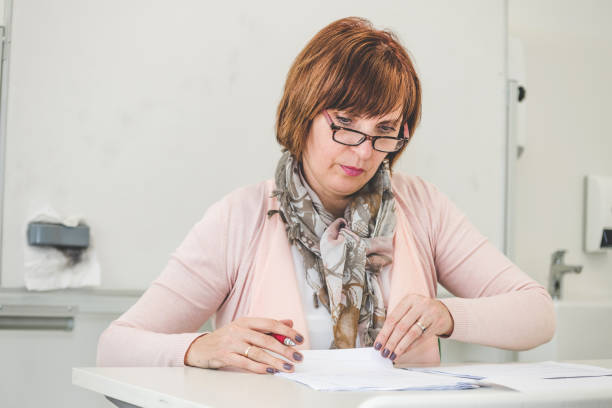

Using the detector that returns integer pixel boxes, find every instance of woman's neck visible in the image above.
[321,197,347,219]
[299,164,347,219]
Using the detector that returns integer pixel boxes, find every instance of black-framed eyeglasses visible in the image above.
[323,110,408,153]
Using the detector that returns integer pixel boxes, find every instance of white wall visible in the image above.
[1,0,507,291]
[509,0,612,300]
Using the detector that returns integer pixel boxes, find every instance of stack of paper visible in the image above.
[275,348,479,391]
[405,361,612,392]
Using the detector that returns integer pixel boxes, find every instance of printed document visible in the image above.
[275,348,479,391]
[406,361,612,392]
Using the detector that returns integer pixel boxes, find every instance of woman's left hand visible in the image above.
[373,294,454,361]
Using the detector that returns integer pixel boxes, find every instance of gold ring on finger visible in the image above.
[244,345,253,358]
[416,321,427,333]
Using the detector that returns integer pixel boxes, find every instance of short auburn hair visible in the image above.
[276,17,421,168]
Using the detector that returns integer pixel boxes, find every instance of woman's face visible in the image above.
[301,108,402,212]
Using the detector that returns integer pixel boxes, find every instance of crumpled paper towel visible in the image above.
[24,206,101,291]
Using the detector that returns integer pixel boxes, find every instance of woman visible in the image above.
[97,17,555,374]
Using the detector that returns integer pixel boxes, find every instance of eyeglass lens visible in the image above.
[333,129,403,152]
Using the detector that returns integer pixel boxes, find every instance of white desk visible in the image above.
[73,360,612,408]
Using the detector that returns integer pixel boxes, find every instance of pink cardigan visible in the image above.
[97,174,555,367]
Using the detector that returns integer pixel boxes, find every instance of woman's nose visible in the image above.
[352,138,374,159]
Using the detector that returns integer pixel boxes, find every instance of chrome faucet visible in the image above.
[548,250,583,300]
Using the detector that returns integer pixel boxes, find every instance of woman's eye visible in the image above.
[380,126,395,133]
[336,116,351,124]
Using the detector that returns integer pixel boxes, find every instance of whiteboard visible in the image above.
[0,0,507,290]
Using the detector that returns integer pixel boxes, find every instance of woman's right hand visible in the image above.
[184,317,305,374]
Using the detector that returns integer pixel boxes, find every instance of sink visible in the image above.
[518,300,612,361]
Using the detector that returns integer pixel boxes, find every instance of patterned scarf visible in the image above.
[269,151,396,348]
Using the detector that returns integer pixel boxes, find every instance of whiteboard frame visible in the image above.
[0,0,14,286]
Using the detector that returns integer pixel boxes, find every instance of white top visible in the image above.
[291,245,335,349]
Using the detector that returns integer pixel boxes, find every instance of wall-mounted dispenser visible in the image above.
[584,175,612,253]
[27,222,90,264]
[24,215,99,290]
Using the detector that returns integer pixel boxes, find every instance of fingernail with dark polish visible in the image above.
[283,363,293,371]
[295,334,304,343]
[374,342,382,350]
[390,352,397,361]
[293,352,303,361]
[382,348,390,358]
[266,367,275,374]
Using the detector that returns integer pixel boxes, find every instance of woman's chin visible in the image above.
[330,180,367,197]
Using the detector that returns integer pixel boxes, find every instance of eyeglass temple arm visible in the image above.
[401,123,409,139]
[322,110,334,126]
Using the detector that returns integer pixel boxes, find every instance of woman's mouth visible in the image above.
[340,165,364,176]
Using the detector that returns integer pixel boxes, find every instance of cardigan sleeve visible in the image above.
[426,182,556,350]
[96,199,231,367]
